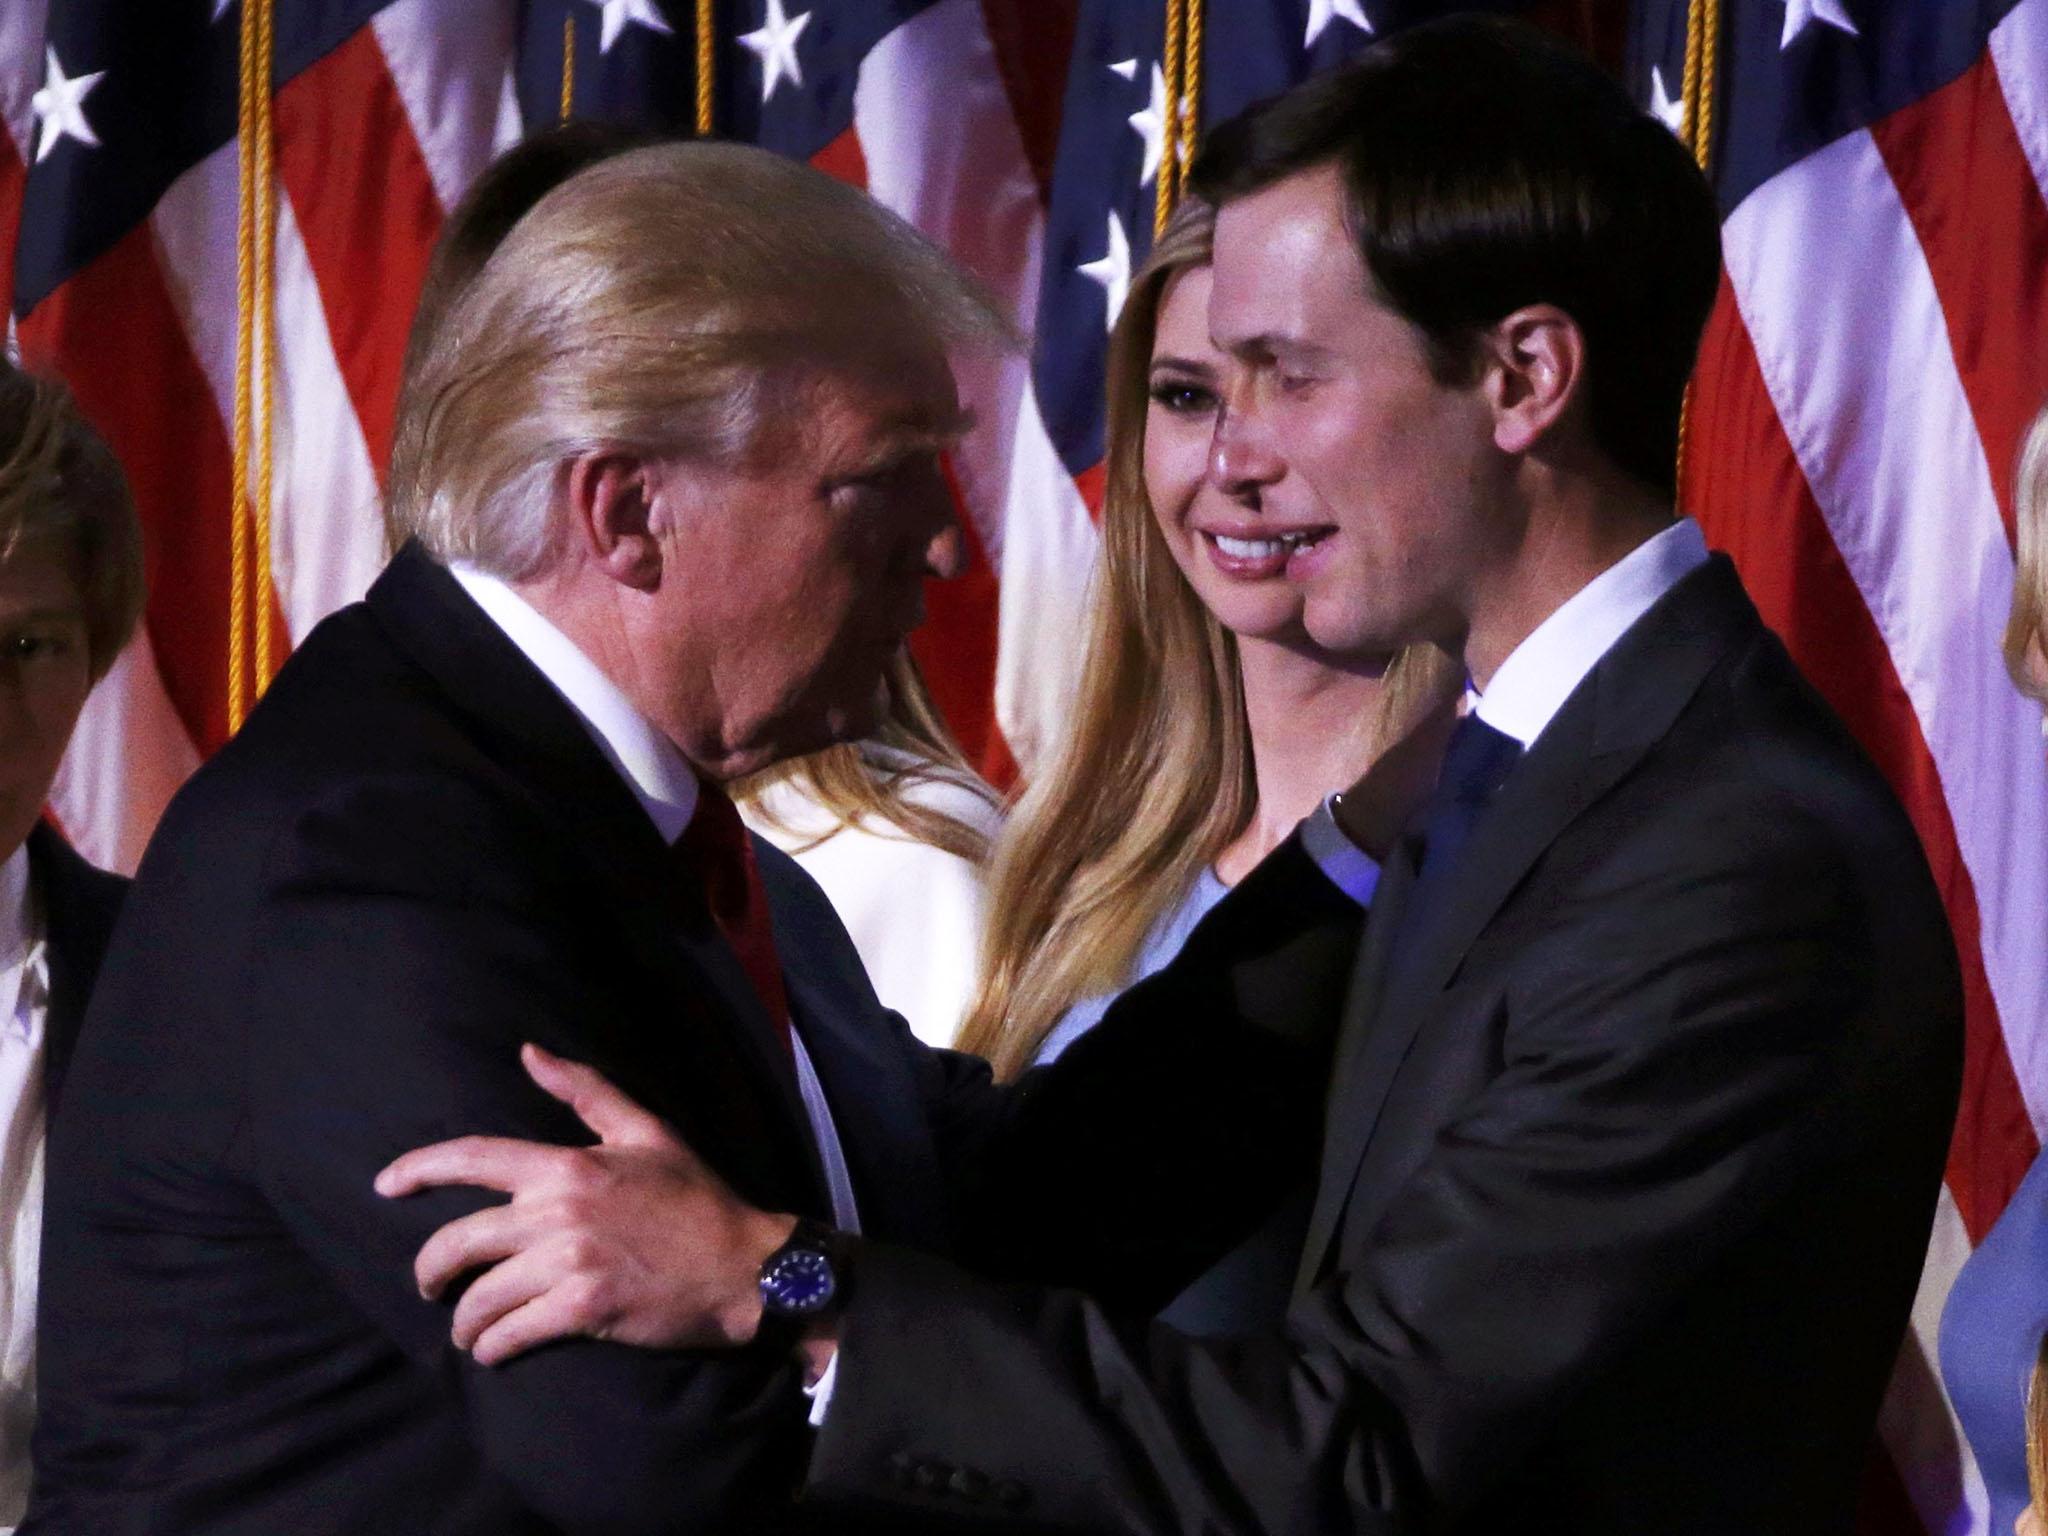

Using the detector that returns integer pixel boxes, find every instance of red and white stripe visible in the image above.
[1693,5,2048,1528]
[852,0,1098,781]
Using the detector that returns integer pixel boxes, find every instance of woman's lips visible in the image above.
[1199,527,1335,581]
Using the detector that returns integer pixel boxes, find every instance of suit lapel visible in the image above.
[1297,837,1418,1288]
[29,822,124,1115]
[1296,557,1761,1286]
[364,544,828,1214]
[753,844,946,1245]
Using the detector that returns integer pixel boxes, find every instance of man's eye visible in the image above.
[1149,382,1217,416]
[6,633,70,661]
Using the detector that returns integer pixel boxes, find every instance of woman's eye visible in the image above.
[1149,381,1216,415]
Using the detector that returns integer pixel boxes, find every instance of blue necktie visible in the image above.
[1389,714,1524,955]
[1415,714,1524,883]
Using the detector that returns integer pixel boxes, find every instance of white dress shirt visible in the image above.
[448,565,862,1238]
[0,846,47,1533]
[1470,518,1710,749]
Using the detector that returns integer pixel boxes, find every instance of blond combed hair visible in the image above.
[2006,402,2048,704]
[387,140,1011,580]
[0,362,144,678]
[955,201,1460,1080]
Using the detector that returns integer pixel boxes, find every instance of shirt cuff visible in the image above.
[803,1346,840,1427]
[1297,797,1381,908]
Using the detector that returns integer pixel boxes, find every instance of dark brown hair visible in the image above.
[1190,15,1722,496]
[0,362,145,678]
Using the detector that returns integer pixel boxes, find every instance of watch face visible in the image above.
[760,1246,838,1317]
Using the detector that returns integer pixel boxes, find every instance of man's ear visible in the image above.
[563,451,662,591]
[1480,305,1585,459]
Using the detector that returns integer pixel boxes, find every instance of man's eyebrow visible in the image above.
[0,606,86,626]
[844,409,979,476]
[1219,332,1334,364]
[1148,353,1217,375]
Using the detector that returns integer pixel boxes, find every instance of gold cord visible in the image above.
[560,13,576,122]
[1175,0,1203,204]
[1674,0,1721,493]
[251,0,277,699]
[1153,0,1185,236]
[230,0,256,732]
[696,0,715,136]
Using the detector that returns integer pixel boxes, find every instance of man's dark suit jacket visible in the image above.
[24,543,1358,1536]
[804,556,1965,1535]
[26,821,125,1110]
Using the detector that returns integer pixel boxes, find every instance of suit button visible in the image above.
[913,1461,948,1492]
[887,1452,914,1489]
[948,1467,990,1502]
[992,1477,1029,1509]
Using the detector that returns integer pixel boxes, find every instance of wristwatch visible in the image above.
[757,1217,852,1332]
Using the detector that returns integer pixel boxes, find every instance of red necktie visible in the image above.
[674,781,794,1057]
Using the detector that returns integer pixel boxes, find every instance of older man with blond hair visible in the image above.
[24,142,1364,1534]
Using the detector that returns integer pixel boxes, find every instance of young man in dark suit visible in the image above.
[23,143,1366,1535]
[386,20,1964,1535]
[0,360,142,1526]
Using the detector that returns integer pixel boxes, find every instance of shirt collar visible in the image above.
[1471,518,1710,750]
[0,845,31,976]
[449,563,701,844]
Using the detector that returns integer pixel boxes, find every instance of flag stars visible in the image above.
[1129,64,1172,189]
[1780,0,1858,49]
[583,0,675,55]
[741,0,812,104]
[1649,65,1686,137]
[30,45,105,164]
[1305,0,1373,48]
[1078,211,1132,335]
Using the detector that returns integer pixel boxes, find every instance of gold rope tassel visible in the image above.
[1674,0,1721,499]
[251,0,278,700]
[230,0,280,734]
[560,13,576,122]
[1153,0,1185,236]
[695,0,715,136]
[1174,0,1204,206]
[229,0,257,732]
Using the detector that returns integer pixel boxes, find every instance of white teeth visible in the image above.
[1215,535,1288,559]
[1211,531,1321,560]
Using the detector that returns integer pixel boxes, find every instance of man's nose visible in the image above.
[924,519,968,582]
[1210,385,1285,501]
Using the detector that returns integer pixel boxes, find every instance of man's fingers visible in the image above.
[471,1281,612,1368]
[522,1043,678,1151]
[414,1203,531,1301]
[449,1245,559,1352]
[375,1136,562,1199]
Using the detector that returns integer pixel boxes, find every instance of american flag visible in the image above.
[0,2,2037,1532]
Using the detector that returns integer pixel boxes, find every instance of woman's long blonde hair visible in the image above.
[734,649,997,864]
[955,200,1459,1079]
[2005,402,2048,705]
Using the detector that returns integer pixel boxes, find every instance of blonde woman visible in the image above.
[1941,401,2048,1536]
[959,199,1456,1080]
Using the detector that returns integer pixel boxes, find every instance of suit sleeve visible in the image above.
[802,804,1932,1534]
[908,833,1366,1311]
[245,777,808,1536]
